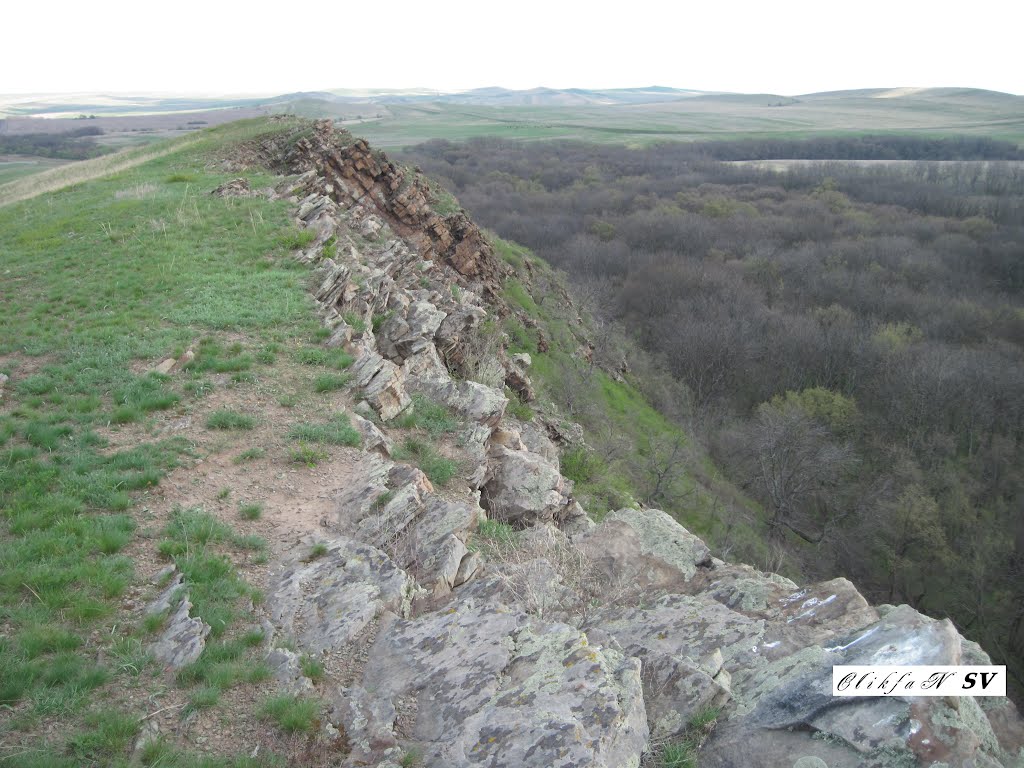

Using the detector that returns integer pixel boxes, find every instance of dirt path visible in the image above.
[0,136,202,207]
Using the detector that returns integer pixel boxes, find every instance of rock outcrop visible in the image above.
[223,122,1023,768]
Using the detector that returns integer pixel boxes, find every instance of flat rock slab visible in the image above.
[266,535,412,654]
[346,595,648,767]
[576,507,712,589]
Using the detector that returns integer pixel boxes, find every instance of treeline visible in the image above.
[692,134,1024,161]
[403,137,1024,694]
[0,127,109,160]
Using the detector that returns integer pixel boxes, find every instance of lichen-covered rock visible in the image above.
[411,376,507,427]
[575,507,713,589]
[332,685,400,766]
[265,647,315,695]
[150,596,210,670]
[482,444,572,527]
[349,596,647,768]
[265,535,412,653]
[703,604,1016,767]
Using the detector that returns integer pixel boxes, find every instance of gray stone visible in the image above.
[350,412,394,457]
[144,571,183,617]
[152,357,176,375]
[266,647,315,694]
[576,507,713,589]
[355,596,648,767]
[266,535,412,654]
[150,596,210,670]
[483,445,569,527]
[518,420,559,463]
[347,347,413,422]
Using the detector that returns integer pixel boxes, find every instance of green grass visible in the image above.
[300,654,325,682]
[394,394,461,437]
[137,738,286,768]
[206,409,256,430]
[342,311,367,333]
[306,542,329,560]
[660,741,697,768]
[295,347,354,369]
[287,413,361,446]
[505,389,533,421]
[65,708,141,763]
[393,438,458,487]
[259,694,321,734]
[477,518,516,543]
[176,634,271,699]
[0,115,333,767]
[109,636,152,676]
[238,502,263,520]
[154,509,263,637]
[289,444,328,467]
[233,447,266,463]
[370,489,396,512]
[313,372,350,392]
[658,706,721,768]
[560,446,603,484]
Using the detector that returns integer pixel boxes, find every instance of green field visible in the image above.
[0,117,334,766]
[0,157,69,185]
[353,90,1024,148]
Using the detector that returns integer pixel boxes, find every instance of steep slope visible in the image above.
[1,117,1021,767]
[221,120,1023,767]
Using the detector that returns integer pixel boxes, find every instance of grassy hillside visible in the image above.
[488,237,774,570]
[0,115,765,765]
[354,88,1024,148]
[0,117,346,766]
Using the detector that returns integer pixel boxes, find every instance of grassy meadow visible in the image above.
[0,117,333,766]
[355,90,1024,148]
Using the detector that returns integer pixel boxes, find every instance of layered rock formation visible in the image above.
[220,121,1023,767]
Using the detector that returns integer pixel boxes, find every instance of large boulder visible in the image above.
[575,507,713,590]
[265,535,413,654]
[483,445,571,528]
[341,595,648,768]
[411,376,507,427]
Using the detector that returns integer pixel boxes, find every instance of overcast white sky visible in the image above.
[3,0,1022,96]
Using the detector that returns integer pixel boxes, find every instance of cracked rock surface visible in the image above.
[207,121,1024,768]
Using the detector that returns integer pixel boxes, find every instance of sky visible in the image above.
[3,0,1022,96]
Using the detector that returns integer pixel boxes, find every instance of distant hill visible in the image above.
[2,85,1021,150]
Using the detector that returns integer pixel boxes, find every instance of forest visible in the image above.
[403,137,1024,694]
[0,126,109,160]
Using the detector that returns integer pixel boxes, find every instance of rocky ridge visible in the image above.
[195,120,1024,768]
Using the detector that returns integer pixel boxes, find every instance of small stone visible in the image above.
[152,358,176,375]
[149,596,210,670]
